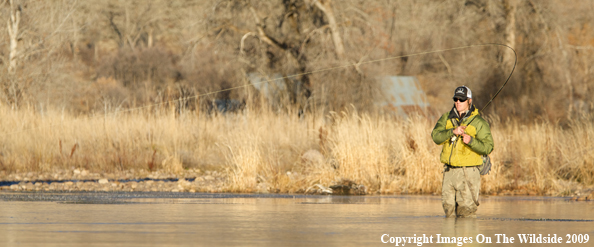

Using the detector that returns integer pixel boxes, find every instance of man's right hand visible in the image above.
[453,126,467,135]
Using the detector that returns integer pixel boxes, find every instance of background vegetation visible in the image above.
[1,0,593,118]
[1,0,593,194]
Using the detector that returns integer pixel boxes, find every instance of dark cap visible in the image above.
[453,86,472,100]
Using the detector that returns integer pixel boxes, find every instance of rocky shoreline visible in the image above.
[1,168,593,200]
[0,169,227,193]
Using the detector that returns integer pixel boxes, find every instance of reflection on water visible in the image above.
[0,193,592,246]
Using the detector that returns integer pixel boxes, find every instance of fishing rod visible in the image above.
[479,44,517,113]
[463,44,517,127]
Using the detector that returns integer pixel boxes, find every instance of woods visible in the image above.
[0,0,591,119]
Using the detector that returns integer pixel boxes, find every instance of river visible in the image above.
[0,192,592,246]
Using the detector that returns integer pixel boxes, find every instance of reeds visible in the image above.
[0,105,592,195]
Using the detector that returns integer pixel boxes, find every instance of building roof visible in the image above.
[379,76,429,117]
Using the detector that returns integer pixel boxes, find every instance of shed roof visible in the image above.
[379,76,429,117]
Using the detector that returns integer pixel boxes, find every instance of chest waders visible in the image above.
[450,117,480,206]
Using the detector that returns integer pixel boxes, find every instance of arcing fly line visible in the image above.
[1,43,516,137]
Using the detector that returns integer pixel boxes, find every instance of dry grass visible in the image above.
[0,105,592,195]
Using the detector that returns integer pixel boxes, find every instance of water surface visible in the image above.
[1,192,592,246]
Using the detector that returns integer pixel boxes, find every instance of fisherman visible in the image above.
[431,86,494,218]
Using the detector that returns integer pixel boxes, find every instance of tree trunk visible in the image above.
[7,0,21,75]
[503,0,517,71]
[247,6,311,102]
[312,0,345,59]
[556,29,573,117]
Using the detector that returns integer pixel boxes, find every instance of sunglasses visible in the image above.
[453,98,467,102]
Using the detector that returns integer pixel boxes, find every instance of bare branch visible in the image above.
[108,12,124,46]
[298,25,329,60]
[248,6,285,50]
[438,54,452,76]
[248,6,300,66]
[312,0,345,59]
[240,32,258,56]
[567,45,594,50]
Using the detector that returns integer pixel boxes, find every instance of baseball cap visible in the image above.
[453,86,472,101]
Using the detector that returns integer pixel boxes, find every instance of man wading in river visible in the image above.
[431,86,494,218]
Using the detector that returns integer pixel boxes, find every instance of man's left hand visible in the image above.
[462,134,472,144]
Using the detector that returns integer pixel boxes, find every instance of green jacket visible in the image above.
[431,105,494,166]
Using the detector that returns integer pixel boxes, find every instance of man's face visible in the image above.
[454,98,471,113]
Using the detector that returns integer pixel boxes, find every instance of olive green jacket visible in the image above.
[431,105,494,166]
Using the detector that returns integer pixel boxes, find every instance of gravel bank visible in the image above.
[0,168,227,193]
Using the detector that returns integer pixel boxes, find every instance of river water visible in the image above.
[0,192,592,246]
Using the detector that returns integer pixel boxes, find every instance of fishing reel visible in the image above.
[451,135,458,143]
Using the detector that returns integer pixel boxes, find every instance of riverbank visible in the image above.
[1,168,592,201]
[0,168,225,193]
[0,106,593,197]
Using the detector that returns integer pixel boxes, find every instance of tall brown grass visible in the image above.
[0,105,592,195]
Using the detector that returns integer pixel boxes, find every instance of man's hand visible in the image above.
[462,134,472,144]
[453,126,467,136]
